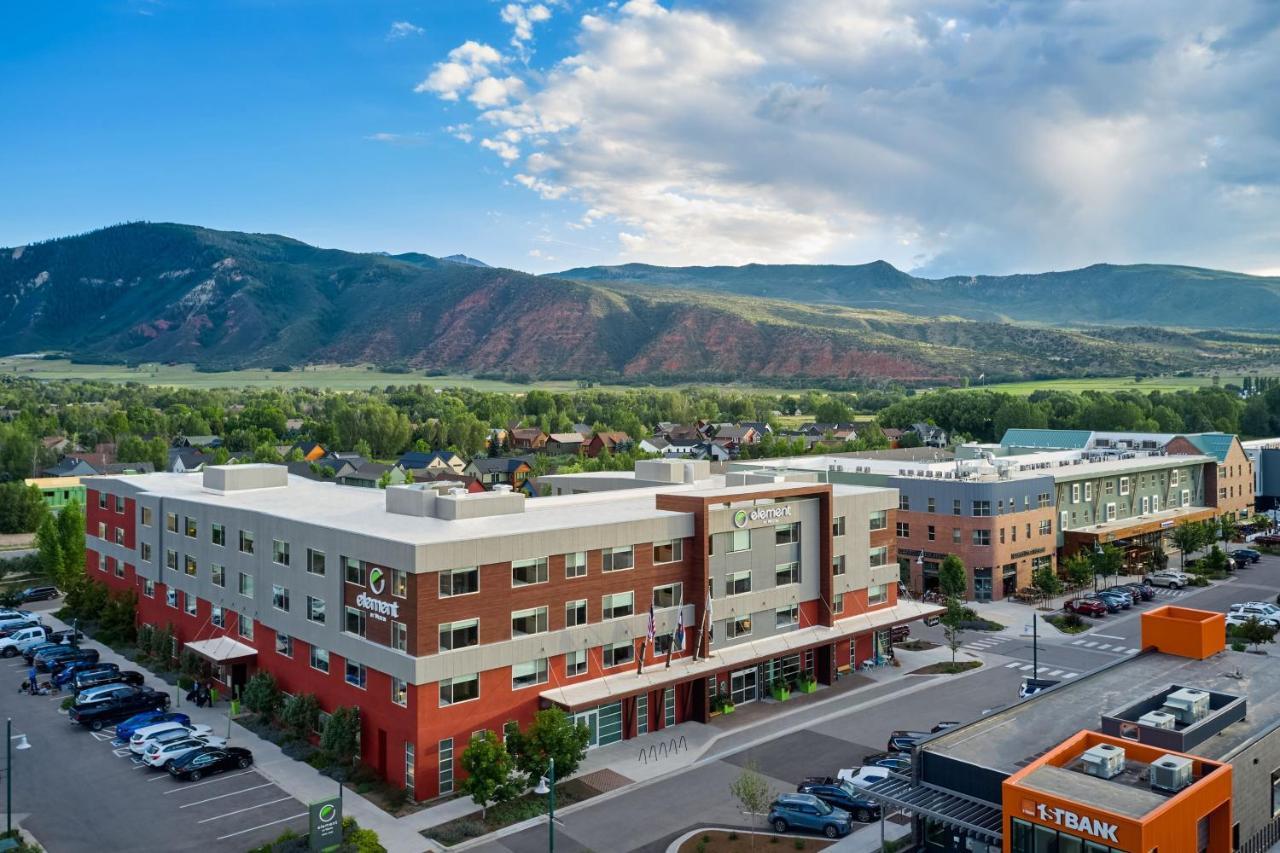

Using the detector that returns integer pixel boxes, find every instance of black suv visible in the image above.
[796,778,881,823]
[887,730,928,752]
[18,586,59,602]
[72,668,145,693]
[46,647,100,674]
[69,687,169,730]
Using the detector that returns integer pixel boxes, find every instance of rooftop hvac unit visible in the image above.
[1080,743,1126,779]
[1149,754,1194,793]
[1138,710,1177,730]
[1163,688,1210,725]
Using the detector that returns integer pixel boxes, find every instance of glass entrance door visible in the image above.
[730,667,758,705]
[574,710,600,748]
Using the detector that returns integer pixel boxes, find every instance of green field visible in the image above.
[973,375,1218,396]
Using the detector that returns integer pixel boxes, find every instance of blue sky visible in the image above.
[3,1,1279,276]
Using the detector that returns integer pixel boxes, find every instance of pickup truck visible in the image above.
[69,687,169,731]
[0,626,47,657]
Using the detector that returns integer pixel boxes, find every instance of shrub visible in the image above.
[702,834,711,843]
[242,671,283,719]
[1189,575,1211,587]
[280,692,320,739]
[1232,641,1247,652]
[793,840,806,850]
[382,785,410,811]
[320,706,361,767]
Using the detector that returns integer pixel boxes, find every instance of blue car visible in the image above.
[52,661,115,688]
[768,793,853,839]
[116,711,191,742]
[797,778,881,823]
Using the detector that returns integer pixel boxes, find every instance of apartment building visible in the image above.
[84,461,930,802]
[852,606,1280,852]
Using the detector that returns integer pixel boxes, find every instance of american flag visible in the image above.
[645,603,656,644]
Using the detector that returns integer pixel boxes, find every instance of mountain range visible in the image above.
[0,222,1274,385]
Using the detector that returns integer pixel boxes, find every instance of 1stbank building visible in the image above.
[83,460,938,802]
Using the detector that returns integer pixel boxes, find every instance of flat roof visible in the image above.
[1018,763,1169,820]
[925,648,1280,774]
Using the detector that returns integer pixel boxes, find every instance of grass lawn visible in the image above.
[421,779,599,847]
[910,660,983,675]
[972,375,1218,396]
[677,829,835,853]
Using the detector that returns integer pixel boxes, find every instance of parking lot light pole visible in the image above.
[6,717,30,836]
[534,758,555,853]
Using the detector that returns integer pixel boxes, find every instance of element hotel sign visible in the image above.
[733,504,794,528]
[356,567,399,622]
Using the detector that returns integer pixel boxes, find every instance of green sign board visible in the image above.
[309,795,342,851]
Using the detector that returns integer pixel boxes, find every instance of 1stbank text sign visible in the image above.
[1034,803,1119,843]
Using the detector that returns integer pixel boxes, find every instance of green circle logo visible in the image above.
[319,804,337,822]
[733,509,749,528]
[368,567,385,595]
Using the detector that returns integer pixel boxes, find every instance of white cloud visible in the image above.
[446,123,474,143]
[365,132,428,145]
[419,1,1280,273]
[482,138,521,163]
[501,3,553,50]
[414,41,504,100]
[386,21,424,41]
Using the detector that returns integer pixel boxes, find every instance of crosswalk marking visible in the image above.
[1005,662,1022,669]
[1019,664,1034,671]
[1062,672,1078,678]
[1048,669,1063,676]
[1071,640,1086,646]
[1125,648,1139,655]
[1083,641,1099,647]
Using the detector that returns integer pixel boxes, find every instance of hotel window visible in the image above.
[142,578,154,598]
[999,527,1005,544]
[1182,489,1191,507]
[98,521,106,539]
[566,600,587,627]
[833,555,846,576]
[832,593,844,614]
[272,584,290,612]
[775,561,800,586]
[927,525,935,541]
[971,530,990,546]
[239,530,254,554]
[141,506,152,527]
[211,523,225,546]
[653,539,683,563]
[310,646,330,674]
[1140,496,1150,514]
[238,612,254,640]
[1038,492,1052,508]
[184,516,197,538]
[1152,495,1160,512]
[775,605,798,629]
[345,661,367,690]
[439,567,479,597]
[602,592,634,620]
[602,641,634,668]
[1084,482,1093,502]
[775,523,799,545]
[1039,519,1052,535]
[896,522,910,538]
[952,527,961,544]
[869,546,888,567]
[308,548,326,576]
[307,595,326,624]
[564,551,587,578]
[211,563,225,587]
[653,583,682,609]
[725,570,752,596]
[1104,480,1114,496]
[238,572,254,598]
[343,557,365,586]
[114,527,125,545]
[114,494,124,513]
[438,739,453,795]
[512,658,549,689]
[952,499,961,515]
[927,497,936,513]
[833,516,846,536]
[566,649,588,677]
[439,673,479,706]
[1271,769,1280,817]
[184,592,198,616]
[729,529,750,552]
[211,606,224,628]
[276,633,293,657]
[114,560,124,578]
[184,555,196,576]
[602,546,634,572]
[511,556,549,586]
[272,539,290,566]
[511,606,549,637]
[868,583,888,605]
[971,500,991,517]
[726,616,752,639]
[1071,483,1080,503]
[1171,469,1180,487]
[899,495,910,511]
[98,552,107,572]
[1025,523,1030,539]
[868,511,886,531]
[391,677,407,707]
[391,568,406,597]
[166,512,177,532]
[392,621,407,652]
[140,542,152,563]
[165,548,177,570]
[166,588,178,608]
[1105,502,1117,521]
[98,491,107,510]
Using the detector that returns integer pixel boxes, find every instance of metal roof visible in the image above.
[999,428,1094,449]
[1184,433,1235,463]
[848,772,1003,843]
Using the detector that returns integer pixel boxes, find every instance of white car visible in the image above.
[143,734,227,768]
[1226,613,1279,630]
[1230,602,1280,616]
[1146,571,1189,589]
[836,766,890,788]
[130,722,213,754]
[0,626,47,658]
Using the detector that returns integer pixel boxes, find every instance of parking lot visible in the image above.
[0,634,310,851]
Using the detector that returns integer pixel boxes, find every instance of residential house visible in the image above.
[284,418,305,434]
[586,431,631,458]
[882,428,905,447]
[546,433,586,455]
[661,440,730,462]
[740,421,773,437]
[799,423,860,440]
[78,442,118,470]
[510,428,549,452]
[335,462,406,489]
[485,428,508,451]
[173,435,222,449]
[396,450,467,477]
[910,422,948,448]
[42,458,99,477]
[24,476,85,512]
[711,424,760,451]
[168,448,207,473]
[41,435,72,455]
[638,437,670,454]
[413,471,487,493]
[464,457,534,493]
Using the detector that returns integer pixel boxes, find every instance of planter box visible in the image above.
[771,689,790,702]
[721,704,735,714]
[798,681,817,694]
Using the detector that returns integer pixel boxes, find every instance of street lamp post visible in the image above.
[534,758,556,853]
[7,717,31,836]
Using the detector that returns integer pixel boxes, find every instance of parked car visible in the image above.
[1225,613,1279,631]
[0,621,42,639]
[1082,594,1120,614]
[767,793,853,839]
[130,722,213,754]
[33,645,86,671]
[837,766,891,788]
[1253,534,1280,547]
[797,778,882,823]
[72,668,144,694]
[167,746,254,781]
[1121,583,1155,602]
[143,734,229,769]
[45,647,100,674]
[0,614,37,633]
[1019,678,1059,699]
[886,730,928,752]
[0,626,47,657]
[1231,549,1261,565]
[1146,571,1189,589]
[18,586,59,602]
[1229,603,1280,621]
[862,752,912,772]
[1095,590,1131,610]
[69,687,168,731]
[1103,586,1138,605]
[115,711,191,742]
[53,661,117,688]
[23,641,70,665]
[47,628,84,645]
[1064,597,1108,617]
[75,683,140,707]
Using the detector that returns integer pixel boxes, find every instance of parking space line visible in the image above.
[196,796,293,823]
[179,782,275,808]
[162,769,257,792]
[215,812,308,841]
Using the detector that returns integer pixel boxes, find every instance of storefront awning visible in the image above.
[183,636,258,663]
[539,599,943,712]
[848,771,1003,844]
[1063,504,1217,549]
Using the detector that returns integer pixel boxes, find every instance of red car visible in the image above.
[1253,534,1280,547]
[1064,597,1107,617]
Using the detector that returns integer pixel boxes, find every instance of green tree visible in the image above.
[280,692,321,739]
[1089,543,1124,588]
[940,597,966,667]
[320,706,362,766]
[242,671,283,719]
[1171,521,1205,569]
[458,730,519,820]
[1062,553,1094,589]
[1252,513,1273,535]
[377,469,393,489]
[729,760,776,848]
[1032,563,1063,605]
[98,588,138,645]
[1233,616,1277,651]
[35,513,62,581]
[354,439,373,459]
[1198,545,1229,576]
[0,482,48,534]
[938,554,967,600]
[507,708,591,786]
[56,499,85,589]
[1218,513,1239,546]
[896,431,924,448]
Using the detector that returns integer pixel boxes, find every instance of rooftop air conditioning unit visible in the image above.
[1149,754,1194,793]
[1080,743,1126,779]
[1138,710,1177,730]
[1163,688,1210,725]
